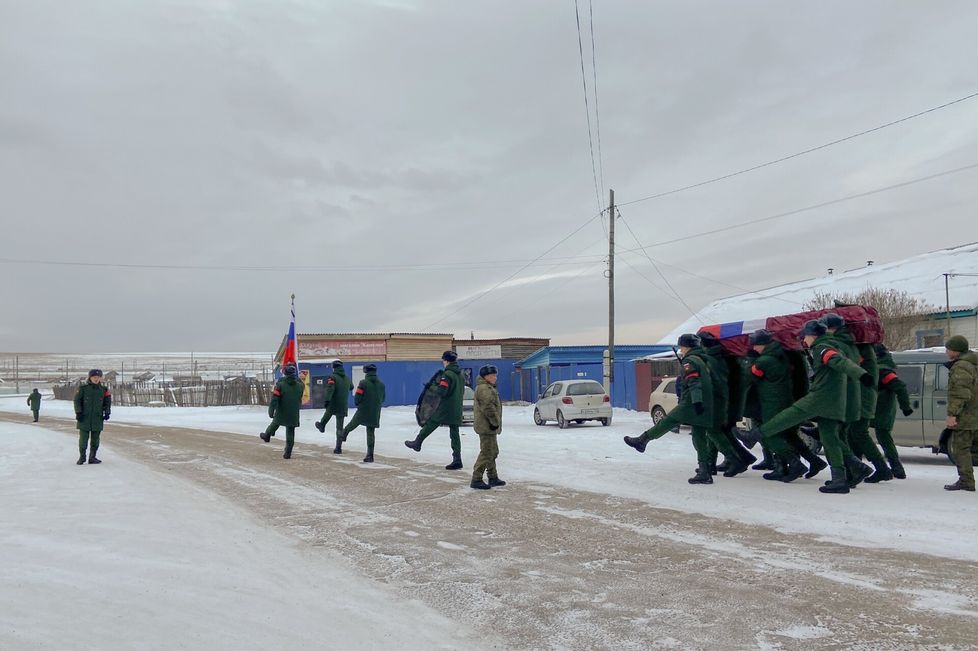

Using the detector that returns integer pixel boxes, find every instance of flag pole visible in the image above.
[291,293,298,371]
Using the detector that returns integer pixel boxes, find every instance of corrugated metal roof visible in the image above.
[298,333,454,338]
[517,344,672,368]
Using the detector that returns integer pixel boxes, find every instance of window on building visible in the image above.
[915,328,945,348]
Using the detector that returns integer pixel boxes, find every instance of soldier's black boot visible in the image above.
[470,479,491,490]
[864,458,894,483]
[762,456,788,481]
[887,455,906,480]
[283,445,292,459]
[623,435,648,453]
[333,434,343,454]
[752,446,775,471]
[735,426,763,450]
[259,431,271,443]
[726,428,757,467]
[715,456,732,473]
[799,448,828,479]
[844,456,872,488]
[445,452,463,470]
[722,456,749,478]
[362,453,374,463]
[88,450,101,465]
[404,437,422,452]
[489,477,506,487]
[779,455,807,483]
[315,420,326,434]
[819,467,850,494]
[688,463,713,484]
[76,453,86,465]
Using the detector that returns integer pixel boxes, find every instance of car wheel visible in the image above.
[533,408,546,426]
[651,406,666,424]
[600,417,612,426]
[557,411,568,429]
[574,419,585,424]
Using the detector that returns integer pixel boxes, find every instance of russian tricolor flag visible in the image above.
[281,296,299,369]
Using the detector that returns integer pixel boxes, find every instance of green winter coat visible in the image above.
[702,346,730,430]
[323,368,352,417]
[432,362,464,426]
[874,351,912,431]
[793,334,867,421]
[947,350,978,430]
[745,341,794,422]
[473,376,502,436]
[28,390,41,411]
[829,329,862,423]
[74,380,111,432]
[269,375,304,427]
[669,348,715,428]
[353,371,386,428]
[855,342,879,419]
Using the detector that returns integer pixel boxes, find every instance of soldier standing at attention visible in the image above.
[260,363,304,459]
[341,363,386,463]
[471,365,505,490]
[943,335,978,492]
[315,360,352,454]
[27,388,42,422]
[404,351,465,470]
[74,369,111,465]
[873,343,914,479]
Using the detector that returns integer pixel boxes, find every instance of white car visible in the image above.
[533,380,612,428]
[462,385,475,425]
[648,377,679,424]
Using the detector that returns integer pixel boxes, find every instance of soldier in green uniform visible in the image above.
[943,335,978,492]
[697,332,757,475]
[27,388,42,422]
[873,343,914,479]
[404,351,465,470]
[624,334,748,484]
[315,360,353,454]
[73,369,111,465]
[471,365,505,490]
[739,320,872,494]
[743,329,826,482]
[260,363,304,459]
[821,314,889,485]
[341,363,386,463]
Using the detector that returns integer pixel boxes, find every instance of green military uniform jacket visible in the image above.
[432,362,464,426]
[947,350,978,430]
[269,375,304,427]
[745,341,794,422]
[829,328,863,423]
[874,350,912,431]
[794,334,867,421]
[323,368,352,417]
[473,376,502,436]
[668,348,714,428]
[28,390,41,411]
[74,380,111,432]
[353,371,386,428]
[855,342,879,419]
[702,346,730,430]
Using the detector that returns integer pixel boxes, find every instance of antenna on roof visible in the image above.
[827,268,834,276]
[867,260,874,267]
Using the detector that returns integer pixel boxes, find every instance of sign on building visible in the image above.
[455,345,502,359]
[299,340,388,358]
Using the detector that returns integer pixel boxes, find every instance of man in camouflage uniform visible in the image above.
[404,351,466,470]
[739,320,872,494]
[315,360,353,454]
[943,335,978,492]
[471,365,505,490]
[873,343,914,479]
[27,388,42,422]
[341,363,386,463]
[260,363,304,459]
[624,334,748,484]
[73,369,111,465]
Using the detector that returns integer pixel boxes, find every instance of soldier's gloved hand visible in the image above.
[103,413,110,421]
[859,374,874,387]
[693,402,704,416]
[75,413,83,422]
[902,408,914,417]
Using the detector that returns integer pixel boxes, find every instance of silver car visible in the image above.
[462,385,475,425]
[533,380,612,428]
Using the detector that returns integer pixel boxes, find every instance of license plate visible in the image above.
[581,409,598,415]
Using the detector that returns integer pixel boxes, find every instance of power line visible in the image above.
[574,0,601,211]
[422,211,605,329]
[618,91,978,207]
[588,0,604,197]
[618,162,978,252]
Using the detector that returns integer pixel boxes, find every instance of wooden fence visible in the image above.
[53,380,274,407]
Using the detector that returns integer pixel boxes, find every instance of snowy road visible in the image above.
[3,409,977,650]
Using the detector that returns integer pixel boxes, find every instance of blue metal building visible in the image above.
[515,345,672,410]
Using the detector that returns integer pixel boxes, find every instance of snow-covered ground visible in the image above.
[5,395,975,563]
[0,420,480,650]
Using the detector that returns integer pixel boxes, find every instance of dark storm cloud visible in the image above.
[1,0,977,351]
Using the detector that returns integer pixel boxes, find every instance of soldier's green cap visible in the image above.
[946,335,970,353]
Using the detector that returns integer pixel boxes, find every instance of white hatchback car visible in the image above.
[648,377,679,424]
[533,380,612,428]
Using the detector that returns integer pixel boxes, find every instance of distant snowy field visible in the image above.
[3,395,975,563]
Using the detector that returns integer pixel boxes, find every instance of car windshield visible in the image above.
[567,382,605,396]
[463,386,475,400]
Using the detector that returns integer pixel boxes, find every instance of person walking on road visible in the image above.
[943,335,978,492]
[27,388,42,422]
[471,365,505,490]
[260,363,305,459]
[404,351,466,470]
[341,363,386,463]
[315,360,353,454]
[74,370,111,465]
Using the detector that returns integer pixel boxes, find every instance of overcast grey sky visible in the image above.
[1,0,977,352]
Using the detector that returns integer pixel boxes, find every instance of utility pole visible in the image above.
[15,355,19,393]
[944,273,952,338]
[605,189,615,395]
